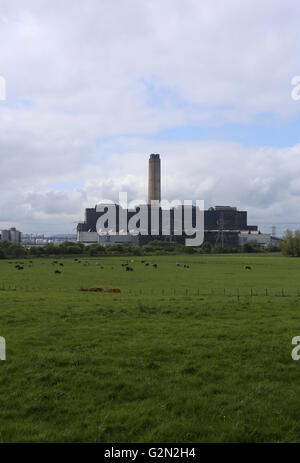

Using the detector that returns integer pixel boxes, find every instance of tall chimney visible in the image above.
[148,153,161,204]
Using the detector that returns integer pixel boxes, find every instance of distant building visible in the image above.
[148,153,161,204]
[77,155,259,248]
[0,227,22,244]
[201,206,257,247]
[77,205,142,246]
[35,239,51,245]
[77,203,257,248]
[239,231,282,249]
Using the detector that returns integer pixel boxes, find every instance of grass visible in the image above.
[1,254,300,442]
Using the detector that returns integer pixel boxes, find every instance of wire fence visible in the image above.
[1,285,300,299]
[124,287,300,299]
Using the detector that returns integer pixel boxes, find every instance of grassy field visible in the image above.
[1,254,300,442]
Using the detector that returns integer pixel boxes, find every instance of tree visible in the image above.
[201,241,212,254]
[88,244,105,256]
[294,230,300,256]
[282,230,295,256]
[184,246,195,254]
[243,242,257,253]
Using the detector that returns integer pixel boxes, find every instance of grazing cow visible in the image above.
[59,263,64,267]
[145,263,149,267]
[126,266,134,272]
[176,263,180,267]
[55,270,62,274]
[153,263,158,269]
[245,266,252,270]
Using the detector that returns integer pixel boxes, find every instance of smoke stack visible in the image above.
[148,153,161,204]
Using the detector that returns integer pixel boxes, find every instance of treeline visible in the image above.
[199,241,280,254]
[0,240,84,259]
[0,240,191,258]
[281,230,300,256]
[0,238,280,259]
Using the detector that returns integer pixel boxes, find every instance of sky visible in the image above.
[1,0,300,235]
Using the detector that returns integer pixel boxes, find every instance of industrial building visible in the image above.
[201,206,258,248]
[238,230,281,249]
[148,153,161,203]
[77,154,260,248]
[0,227,22,244]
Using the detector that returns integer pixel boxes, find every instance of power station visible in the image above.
[148,154,161,204]
[77,154,261,247]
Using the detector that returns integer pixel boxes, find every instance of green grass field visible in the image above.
[1,254,300,442]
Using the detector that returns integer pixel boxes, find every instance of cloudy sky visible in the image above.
[1,0,300,235]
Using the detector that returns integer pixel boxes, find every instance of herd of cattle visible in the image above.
[9,259,253,274]
[9,258,194,275]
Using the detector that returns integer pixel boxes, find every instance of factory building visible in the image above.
[148,153,161,204]
[201,206,258,247]
[77,154,259,248]
[0,227,22,244]
[238,231,281,249]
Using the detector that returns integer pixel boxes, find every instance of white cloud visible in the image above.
[0,0,300,233]
[1,137,300,234]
